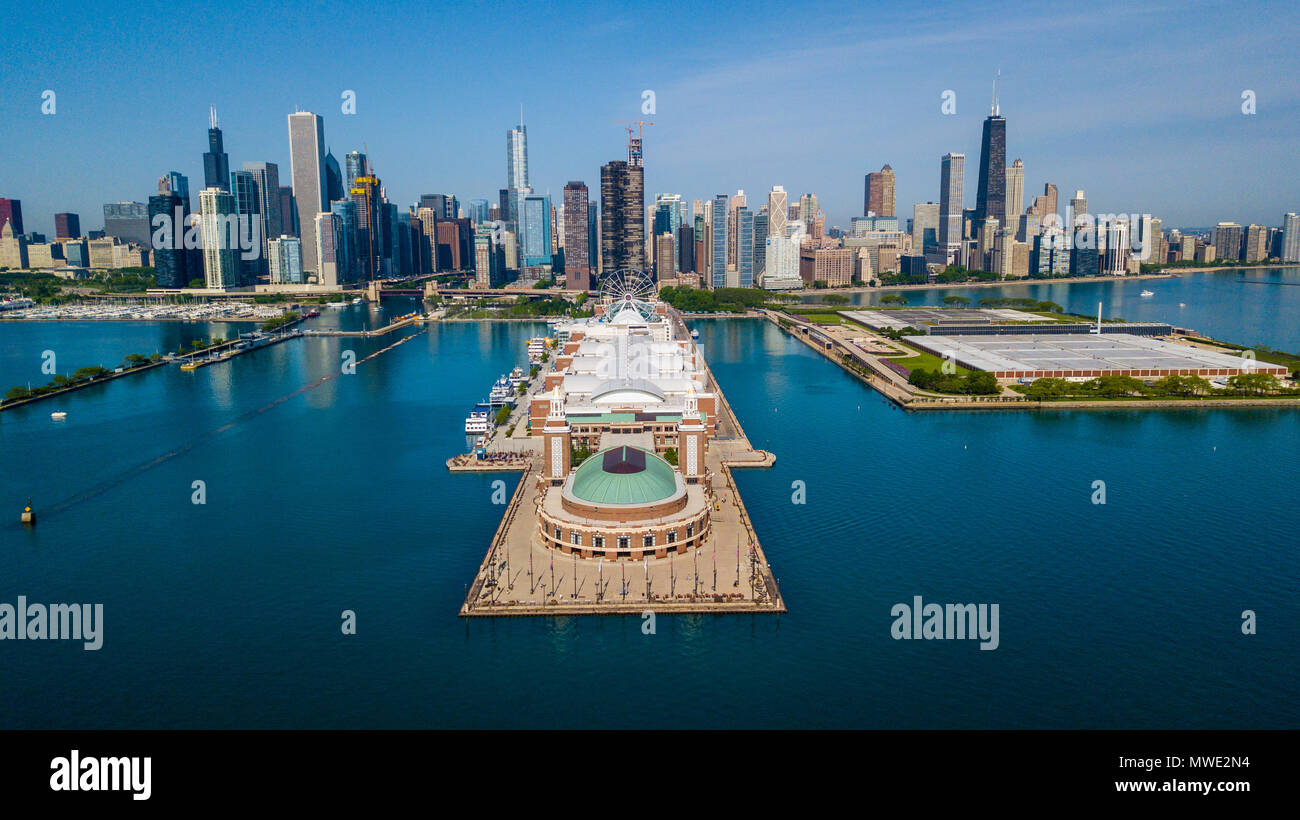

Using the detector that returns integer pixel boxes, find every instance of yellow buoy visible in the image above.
[21,500,35,525]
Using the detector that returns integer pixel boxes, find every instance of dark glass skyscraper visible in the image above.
[203,106,230,192]
[325,150,344,204]
[562,181,591,290]
[148,191,188,288]
[230,169,263,283]
[974,85,1006,228]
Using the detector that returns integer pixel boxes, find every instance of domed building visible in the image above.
[537,443,711,560]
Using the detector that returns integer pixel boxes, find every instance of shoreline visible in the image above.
[766,310,1300,414]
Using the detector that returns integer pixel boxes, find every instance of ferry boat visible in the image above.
[508,366,527,388]
[464,403,492,435]
[526,337,550,361]
[351,297,363,305]
[690,328,700,339]
[1140,290,1155,297]
[50,411,67,421]
[488,375,515,407]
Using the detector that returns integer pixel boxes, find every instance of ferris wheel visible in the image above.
[599,269,657,313]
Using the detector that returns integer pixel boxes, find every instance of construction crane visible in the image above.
[613,119,654,166]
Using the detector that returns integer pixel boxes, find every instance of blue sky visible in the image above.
[3,0,1298,236]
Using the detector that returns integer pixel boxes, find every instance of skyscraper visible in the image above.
[241,161,281,276]
[103,202,150,246]
[54,213,80,239]
[315,211,345,286]
[507,118,529,191]
[148,181,189,288]
[938,153,965,260]
[203,106,230,192]
[0,199,23,235]
[230,170,263,284]
[737,207,755,287]
[521,194,552,268]
[563,182,591,290]
[912,202,939,251]
[1212,222,1244,262]
[599,155,645,273]
[324,150,344,204]
[1283,213,1300,263]
[330,199,357,283]
[288,110,327,272]
[1005,159,1024,226]
[278,187,297,237]
[973,79,1006,228]
[350,169,381,281]
[754,211,769,277]
[344,151,366,191]
[710,193,728,288]
[865,165,895,217]
[199,187,239,289]
[767,186,788,240]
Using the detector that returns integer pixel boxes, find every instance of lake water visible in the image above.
[1,289,1296,728]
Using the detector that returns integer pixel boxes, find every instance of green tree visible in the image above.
[1228,373,1280,394]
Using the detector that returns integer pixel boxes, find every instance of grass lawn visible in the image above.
[882,342,974,376]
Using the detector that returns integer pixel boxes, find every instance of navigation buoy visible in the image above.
[21,499,35,526]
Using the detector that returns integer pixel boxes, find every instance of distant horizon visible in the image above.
[3,0,1298,237]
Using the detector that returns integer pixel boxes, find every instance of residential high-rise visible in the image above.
[288,110,327,272]
[654,233,676,280]
[1244,224,1269,262]
[148,187,188,288]
[268,235,303,284]
[199,187,239,289]
[710,194,729,288]
[1282,213,1300,263]
[865,164,895,217]
[344,151,366,191]
[314,211,344,286]
[562,182,591,290]
[203,106,230,192]
[599,144,645,274]
[973,79,1006,228]
[736,207,755,287]
[230,170,263,284]
[767,186,788,240]
[0,199,23,235]
[507,119,529,191]
[754,211,769,277]
[938,153,965,259]
[330,199,357,283]
[521,194,552,268]
[350,168,381,281]
[1212,222,1244,262]
[54,213,80,239]
[1005,159,1024,227]
[241,162,281,276]
[727,190,746,267]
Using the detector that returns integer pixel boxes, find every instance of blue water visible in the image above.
[1,297,1297,728]
[802,266,1300,352]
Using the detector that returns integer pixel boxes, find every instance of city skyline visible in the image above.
[3,1,1299,237]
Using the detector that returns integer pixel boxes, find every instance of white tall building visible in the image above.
[288,111,326,273]
[767,186,788,243]
[1005,159,1024,227]
[1282,213,1300,263]
[199,186,239,290]
[269,235,303,284]
[760,234,801,290]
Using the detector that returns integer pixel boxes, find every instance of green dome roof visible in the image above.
[570,446,679,506]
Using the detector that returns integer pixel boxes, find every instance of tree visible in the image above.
[943,295,972,306]
[663,447,678,466]
[1228,373,1280,395]
[880,293,908,305]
